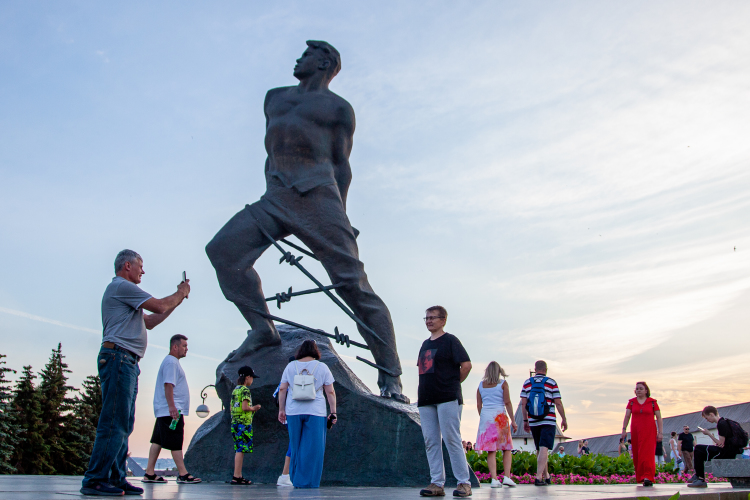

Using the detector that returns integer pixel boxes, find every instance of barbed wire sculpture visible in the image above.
[248,217,398,378]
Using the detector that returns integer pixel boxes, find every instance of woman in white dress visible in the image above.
[475,361,518,488]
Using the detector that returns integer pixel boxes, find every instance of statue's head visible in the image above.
[294,40,341,81]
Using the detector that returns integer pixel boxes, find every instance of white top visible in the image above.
[280,360,335,417]
[153,355,190,417]
[478,380,505,411]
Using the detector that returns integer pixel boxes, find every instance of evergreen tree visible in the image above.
[38,344,89,475]
[70,375,102,469]
[76,375,102,431]
[0,354,20,474]
[12,366,53,474]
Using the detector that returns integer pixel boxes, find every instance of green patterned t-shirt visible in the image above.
[231,385,254,425]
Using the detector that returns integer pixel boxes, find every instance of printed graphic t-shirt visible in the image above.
[231,385,254,425]
[417,333,471,407]
[519,376,561,427]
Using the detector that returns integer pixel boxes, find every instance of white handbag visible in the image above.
[292,361,320,401]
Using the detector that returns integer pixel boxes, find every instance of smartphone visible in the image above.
[327,414,336,429]
[698,426,705,431]
[182,271,187,282]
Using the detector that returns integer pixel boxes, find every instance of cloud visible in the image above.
[0,306,221,362]
[0,306,99,334]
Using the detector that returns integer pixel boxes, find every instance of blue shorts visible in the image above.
[531,424,556,450]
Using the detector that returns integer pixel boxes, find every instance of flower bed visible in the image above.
[474,471,728,485]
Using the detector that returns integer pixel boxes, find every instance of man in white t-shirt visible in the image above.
[143,335,201,484]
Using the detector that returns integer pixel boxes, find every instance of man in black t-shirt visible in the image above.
[678,425,695,474]
[688,406,741,488]
[417,306,473,497]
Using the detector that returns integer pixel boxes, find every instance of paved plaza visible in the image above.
[1,476,749,500]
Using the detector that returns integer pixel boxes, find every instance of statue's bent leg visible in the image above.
[206,201,289,359]
[285,185,407,401]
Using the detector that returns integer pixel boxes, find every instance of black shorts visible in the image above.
[531,424,556,451]
[150,416,184,451]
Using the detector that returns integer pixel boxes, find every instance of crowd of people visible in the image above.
[78,249,747,496]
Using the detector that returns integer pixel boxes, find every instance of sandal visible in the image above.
[230,476,252,485]
[142,473,167,483]
[177,473,202,484]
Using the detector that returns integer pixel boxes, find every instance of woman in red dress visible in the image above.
[621,381,663,486]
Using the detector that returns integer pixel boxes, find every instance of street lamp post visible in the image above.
[196,384,218,418]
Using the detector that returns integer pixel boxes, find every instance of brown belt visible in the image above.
[101,342,140,360]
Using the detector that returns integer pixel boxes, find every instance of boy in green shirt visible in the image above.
[230,366,261,485]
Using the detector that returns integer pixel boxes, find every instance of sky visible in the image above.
[1,1,749,458]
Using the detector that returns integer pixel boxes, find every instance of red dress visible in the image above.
[627,397,660,482]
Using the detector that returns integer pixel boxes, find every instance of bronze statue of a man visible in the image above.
[207,41,406,402]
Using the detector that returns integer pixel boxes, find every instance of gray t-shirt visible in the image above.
[101,277,153,358]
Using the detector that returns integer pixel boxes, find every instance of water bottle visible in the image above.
[169,410,181,430]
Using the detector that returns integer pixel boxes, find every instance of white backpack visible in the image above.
[292,361,320,401]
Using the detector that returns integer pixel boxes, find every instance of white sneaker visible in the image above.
[276,474,293,486]
[502,476,517,487]
[490,478,501,488]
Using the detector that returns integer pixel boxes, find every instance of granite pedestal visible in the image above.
[184,325,479,487]
[705,459,750,488]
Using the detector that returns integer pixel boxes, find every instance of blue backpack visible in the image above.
[526,376,550,421]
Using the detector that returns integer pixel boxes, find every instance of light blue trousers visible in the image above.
[287,414,327,488]
[419,400,471,486]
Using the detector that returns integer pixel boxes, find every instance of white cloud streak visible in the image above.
[0,306,221,362]
[0,306,100,334]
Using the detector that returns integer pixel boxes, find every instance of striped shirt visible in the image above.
[520,376,561,427]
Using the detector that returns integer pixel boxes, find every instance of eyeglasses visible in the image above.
[424,316,445,322]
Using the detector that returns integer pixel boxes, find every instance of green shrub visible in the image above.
[466,450,680,476]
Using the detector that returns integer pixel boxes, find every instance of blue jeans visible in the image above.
[287,414,327,488]
[82,347,139,488]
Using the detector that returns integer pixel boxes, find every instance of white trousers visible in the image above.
[419,400,470,487]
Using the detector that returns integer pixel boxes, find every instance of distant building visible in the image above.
[551,401,750,457]
[511,406,570,452]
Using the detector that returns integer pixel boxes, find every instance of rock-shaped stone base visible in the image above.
[184,325,479,487]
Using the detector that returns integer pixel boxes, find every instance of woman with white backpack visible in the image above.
[277,340,337,488]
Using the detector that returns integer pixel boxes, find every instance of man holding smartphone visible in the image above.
[689,406,745,488]
[81,250,190,496]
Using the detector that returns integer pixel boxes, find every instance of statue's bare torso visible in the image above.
[264,86,355,199]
